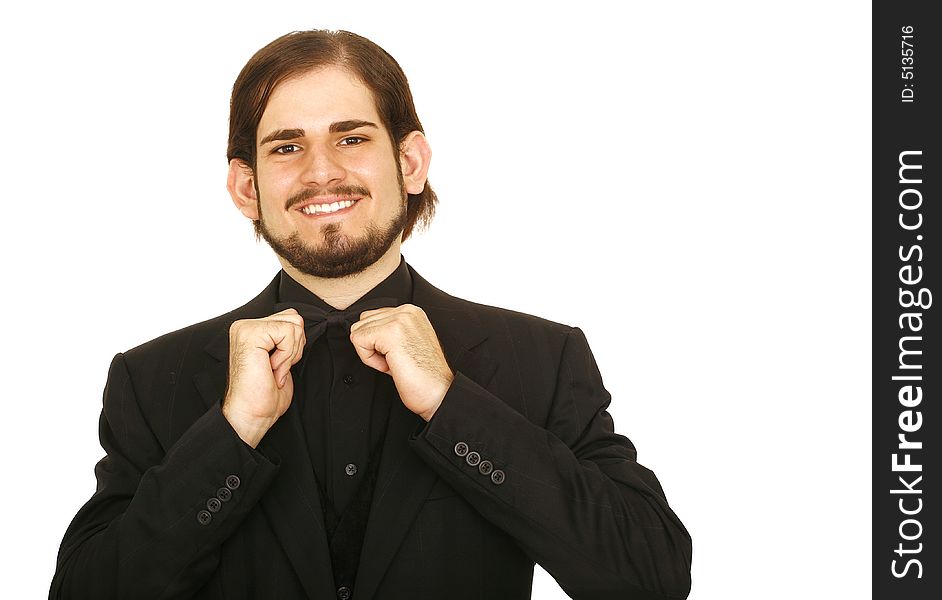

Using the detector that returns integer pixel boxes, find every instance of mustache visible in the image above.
[285,185,370,211]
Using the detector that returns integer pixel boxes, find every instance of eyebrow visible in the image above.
[329,119,378,133]
[258,120,379,147]
[258,128,305,146]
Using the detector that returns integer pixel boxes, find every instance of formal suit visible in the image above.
[51,263,692,599]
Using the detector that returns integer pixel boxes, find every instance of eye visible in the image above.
[339,136,367,146]
[273,144,301,155]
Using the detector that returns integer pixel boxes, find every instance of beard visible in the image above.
[255,187,408,279]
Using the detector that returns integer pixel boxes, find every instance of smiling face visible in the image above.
[227,66,430,278]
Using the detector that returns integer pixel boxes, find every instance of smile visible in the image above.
[298,199,359,215]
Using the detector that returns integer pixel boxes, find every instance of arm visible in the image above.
[50,353,280,600]
[408,327,692,600]
[52,308,307,598]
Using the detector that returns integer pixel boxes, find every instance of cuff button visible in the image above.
[454,442,469,457]
[197,510,213,526]
[225,475,241,490]
[478,460,493,475]
[465,451,481,467]
[217,487,232,502]
[490,469,505,486]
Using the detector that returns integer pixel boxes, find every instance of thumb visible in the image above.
[350,332,391,374]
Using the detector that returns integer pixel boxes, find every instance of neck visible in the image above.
[279,243,403,310]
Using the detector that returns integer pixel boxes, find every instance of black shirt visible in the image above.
[276,256,413,595]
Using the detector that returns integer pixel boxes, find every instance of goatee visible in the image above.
[256,194,407,279]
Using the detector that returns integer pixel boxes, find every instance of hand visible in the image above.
[222,308,306,447]
[349,304,454,421]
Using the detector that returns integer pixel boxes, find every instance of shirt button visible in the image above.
[465,451,481,467]
[478,460,493,476]
[196,510,212,526]
[217,487,232,502]
[207,497,222,513]
[491,469,506,486]
[454,442,469,457]
[345,463,358,476]
[342,374,355,385]
[225,475,241,490]
[337,585,352,599]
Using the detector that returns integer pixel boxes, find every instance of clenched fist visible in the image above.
[349,304,454,421]
[222,308,306,448]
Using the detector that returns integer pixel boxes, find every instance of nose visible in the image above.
[301,143,346,187]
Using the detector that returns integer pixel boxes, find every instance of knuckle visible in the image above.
[405,304,425,319]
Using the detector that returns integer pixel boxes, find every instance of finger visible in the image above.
[358,303,422,319]
[267,321,303,369]
[293,327,307,365]
[279,321,307,383]
[287,319,304,367]
[269,340,296,372]
[352,341,391,373]
[351,310,400,332]
[267,312,304,328]
[349,329,391,374]
[274,367,290,389]
[266,310,305,349]
[354,306,396,323]
[274,320,302,350]
[354,304,426,331]
[271,338,300,388]
[269,348,292,387]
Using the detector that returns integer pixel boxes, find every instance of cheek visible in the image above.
[347,155,385,182]
[258,168,293,193]
[357,156,403,196]
[255,169,295,206]
[347,143,400,182]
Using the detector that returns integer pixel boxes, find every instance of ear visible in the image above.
[227,159,259,220]
[398,131,431,195]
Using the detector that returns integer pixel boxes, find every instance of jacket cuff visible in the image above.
[143,403,280,549]
[410,372,518,504]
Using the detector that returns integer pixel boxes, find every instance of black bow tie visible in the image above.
[273,296,398,341]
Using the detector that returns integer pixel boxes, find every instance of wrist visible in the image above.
[419,371,454,422]
[222,402,275,448]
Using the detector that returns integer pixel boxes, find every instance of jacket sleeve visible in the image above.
[50,353,280,600]
[409,327,692,600]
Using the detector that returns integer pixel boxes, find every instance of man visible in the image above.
[51,30,691,600]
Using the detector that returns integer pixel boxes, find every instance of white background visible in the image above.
[0,1,871,598]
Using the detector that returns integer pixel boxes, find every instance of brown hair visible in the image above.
[227,30,436,241]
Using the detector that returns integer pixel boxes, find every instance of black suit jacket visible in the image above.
[51,265,692,599]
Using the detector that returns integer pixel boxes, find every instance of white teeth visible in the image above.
[301,199,356,215]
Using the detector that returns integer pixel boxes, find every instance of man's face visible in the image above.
[245,66,409,278]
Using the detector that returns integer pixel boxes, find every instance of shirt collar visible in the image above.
[276,255,413,311]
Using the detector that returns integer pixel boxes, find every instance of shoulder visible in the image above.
[122,310,230,362]
[410,266,577,352]
[121,274,280,368]
[451,293,573,337]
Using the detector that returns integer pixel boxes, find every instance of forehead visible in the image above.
[258,66,382,137]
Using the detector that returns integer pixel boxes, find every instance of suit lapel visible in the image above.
[191,265,499,600]
[192,274,334,598]
[256,406,335,598]
[353,266,499,600]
